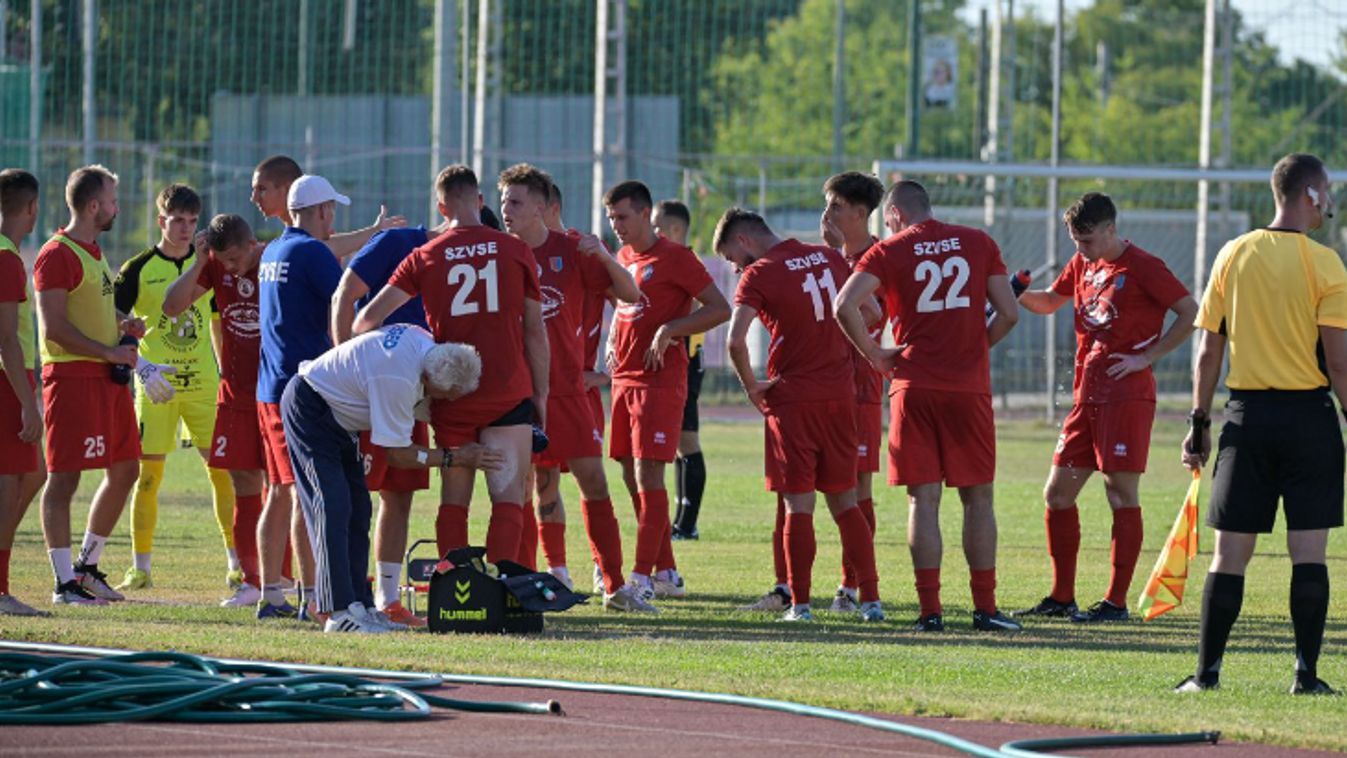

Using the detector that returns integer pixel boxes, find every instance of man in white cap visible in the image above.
[282,325,503,632]
[254,174,348,622]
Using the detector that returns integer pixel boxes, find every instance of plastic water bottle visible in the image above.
[109,335,138,385]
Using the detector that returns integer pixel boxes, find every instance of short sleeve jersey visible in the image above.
[197,255,261,406]
[845,239,885,405]
[734,239,856,409]
[300,324,435,447]
[115,246,219,399]
[533,230,611,397]
[1050,244,1189,404]
[1196,229,1347,390]
[348,227,429,328]
[856,219,1007,395]
[0,235,35,372]
[609,237,714,388]
[256,227,342,403]
[388,224,540,407]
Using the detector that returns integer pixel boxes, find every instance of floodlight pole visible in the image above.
[592,0,627,236]
[831,0,845,172]
[29,0,42,224]
[472,0,489,178]
[905,0,921,158]
[1194,0,1217,371]
[81,0,95,165]
[1044,0,1063,422]
[431,0,456,223]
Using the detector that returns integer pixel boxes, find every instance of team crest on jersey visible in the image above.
[550,257,564,273]
[641,264,654,282]
[237,277,255,298]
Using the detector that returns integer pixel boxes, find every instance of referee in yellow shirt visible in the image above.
[1180,153,1345,695]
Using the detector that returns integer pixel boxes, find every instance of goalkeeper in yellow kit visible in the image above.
[113,184,237,591]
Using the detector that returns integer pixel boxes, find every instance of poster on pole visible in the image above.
[923,36,958,108]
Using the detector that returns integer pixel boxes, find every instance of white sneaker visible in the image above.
[830,586,858,613]
[74,566,125,602]
[603,584,659,613]
[592,563,604,595]
[738,586,791,612]
[631,574,656,603]
[52,580,107,606]
[368,607,410,632]
[781,605,814,622]
[0,593,48,616]
[549,566,574,591]
[220,583,262,608]
[323,602,390,633]
[652,569,686,598]
[860,600,886,622]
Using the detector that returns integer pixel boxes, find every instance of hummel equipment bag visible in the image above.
[427,547,587,634]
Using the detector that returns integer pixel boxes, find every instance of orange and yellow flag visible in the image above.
[1137,470,1201,621]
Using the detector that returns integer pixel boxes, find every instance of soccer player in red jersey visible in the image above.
[34,165,147,605]
[163,214,268,609]
[603,180,730,600]
[1015,193,1195,623]
[355,165,548,565]
[717,208,884,623]
[0,169,46,616]
[836,180,1021,632]
[249,155,405,259]
[498,164,652,611]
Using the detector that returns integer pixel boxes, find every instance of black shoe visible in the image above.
[912,613,944,632]
[1292,677,1339,695]
[1015,595,1078,618]
[671,526,699,541]
[972,609,1023,632]
[1071,599,1129,623]
[1174,675,1219,693]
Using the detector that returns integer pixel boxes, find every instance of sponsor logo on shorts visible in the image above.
[858,444,869,457]
[592,428,603,443]
[1113,442,1128,457]
[653,431,667,445]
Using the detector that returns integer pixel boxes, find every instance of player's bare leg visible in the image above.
[290,495,317,615]
[372,489,415,619]
[480,424,531,564]
[0,469,46,613]
[257,481,297,615]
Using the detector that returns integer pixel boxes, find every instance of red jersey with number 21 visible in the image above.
[856,219,1007,395]
[389,224,540,406]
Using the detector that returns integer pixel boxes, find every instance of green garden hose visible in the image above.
[0,641,1216,756]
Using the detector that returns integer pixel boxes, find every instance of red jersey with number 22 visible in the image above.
[389,224,540,406]
[856,219,1007,395]
[734,239,855,410]
[609,237,713,388]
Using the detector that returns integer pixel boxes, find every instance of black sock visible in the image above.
[673,456,687,526]
[1290,562,1330,687]
[1196,572,1244,684]
[677,452,706,532]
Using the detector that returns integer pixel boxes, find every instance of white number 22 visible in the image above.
[914,256,971,313]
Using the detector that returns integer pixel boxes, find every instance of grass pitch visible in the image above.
[3,414,1344,750]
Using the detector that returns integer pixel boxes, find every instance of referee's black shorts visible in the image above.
[1208,389,1345,533]
[681,346,703,433]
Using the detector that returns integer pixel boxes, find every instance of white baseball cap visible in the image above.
[287,174,351,211]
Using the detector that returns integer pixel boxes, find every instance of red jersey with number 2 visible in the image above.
[856,219,1007,395]
[389,224,540,406]
[735,239,855,410]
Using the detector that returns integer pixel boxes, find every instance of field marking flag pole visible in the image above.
[1137,470,1202,621]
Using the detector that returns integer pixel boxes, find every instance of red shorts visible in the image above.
[209,401,265,471]
[608,383,684,463]
[431,394,529,447]
[257,401,294,485]
[764,399,857,494]
[535,393,602,468]
[360,421,431,492]
[856,402,882,475]
[888,388,995,487]
[1053,400,1154,473]
[43,365,140,472]
[588,386,606,441]
[0,369,39,475]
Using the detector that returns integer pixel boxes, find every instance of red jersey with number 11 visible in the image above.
[389,224,540,407]
[856,219,1007,395]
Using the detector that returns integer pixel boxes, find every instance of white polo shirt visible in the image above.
[299,324,435,448]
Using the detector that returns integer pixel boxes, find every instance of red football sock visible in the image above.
[772,495,788,587]
[857,497,877,534]
[1046,506,1081,603]
[914,567,942,617]
[485,502,525,564]
[841,498,877,589]
[970,568,998,615]
[539,521,567,570]
[233,493,263,589]
[784,512,816,607]
[1107,507,1143,608]
[834,506,879,603]
[581,498,625,593]
[515,501,539,570]
[435,503,470,558]
[0,548,10,594]
[655,518,677,573]
[633,489,669,577]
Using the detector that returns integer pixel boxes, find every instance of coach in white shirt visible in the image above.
[281,324,502,633]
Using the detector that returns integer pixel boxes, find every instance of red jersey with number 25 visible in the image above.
[734,239,855,410]
[197,255,261,406]
[856,219,1007,395]
[609,237,713,388]
[389,224,540,406]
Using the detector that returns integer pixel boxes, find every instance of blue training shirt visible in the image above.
[257,227,342,403]
[348,227,429,328]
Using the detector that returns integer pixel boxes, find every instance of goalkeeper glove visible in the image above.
[135,357,178,404]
